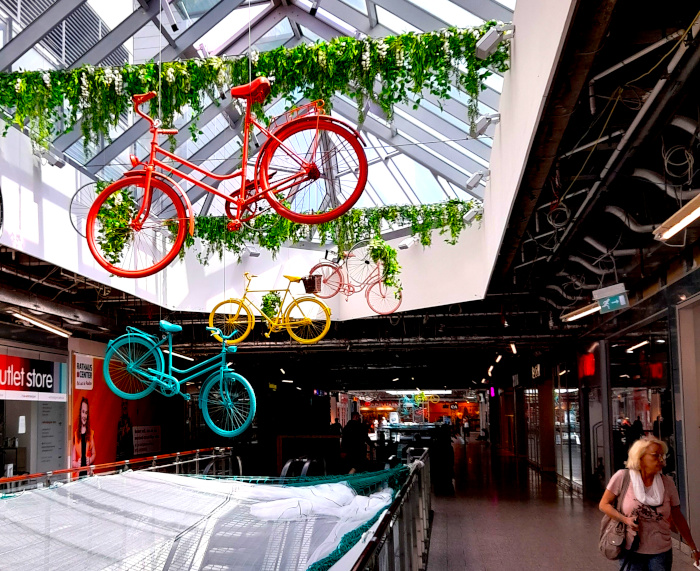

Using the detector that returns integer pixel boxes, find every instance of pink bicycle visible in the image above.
[309,240,402,315]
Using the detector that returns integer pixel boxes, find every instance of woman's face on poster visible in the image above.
[81,402,88,427]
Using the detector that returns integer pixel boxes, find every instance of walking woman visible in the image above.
[599,437,699,570]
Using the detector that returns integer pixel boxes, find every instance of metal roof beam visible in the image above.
[0,0,87,71]
[332,97,482,199]
[447,0,512,24]
[71,1,161,67]
[297,0,393,37]
[371,0,448,32]
[218,2,283,55]
[157,0,249,62]
[366,0,379,28]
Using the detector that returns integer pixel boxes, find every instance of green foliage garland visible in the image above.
[0,23,509,149]
[261,292,282,319]
[368,237,403,293]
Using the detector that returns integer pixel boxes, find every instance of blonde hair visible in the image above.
[625,437,668,471]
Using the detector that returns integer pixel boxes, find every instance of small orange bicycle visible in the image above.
[309,240,402,315]
[86,77,368,279]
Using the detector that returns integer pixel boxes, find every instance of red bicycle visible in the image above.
[86,77,368,278]
[309,240,402,315]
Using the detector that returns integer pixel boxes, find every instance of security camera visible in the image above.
[466,170,489,191]
[475,25,514,60]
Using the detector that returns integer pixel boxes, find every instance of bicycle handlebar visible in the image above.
[206,326,238,341]
[159,128,178,135]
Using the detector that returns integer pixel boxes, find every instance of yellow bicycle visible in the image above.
[414,392,440,404]
[209,272,331,345]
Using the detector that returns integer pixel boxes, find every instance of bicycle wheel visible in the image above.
[346,239,375,285]
[366,279,402,315]
[259,116,367,224]
[309,261,343,298]
[70,182,102,237]
[284,296,331,344]
[86,175,187,278]
[103,335,162,399]
[208,298,254,345]
[200,371,256,437]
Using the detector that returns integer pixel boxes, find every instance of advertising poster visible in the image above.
[0,355,67,402]
[71,354,160,470]
[37,402,66,472]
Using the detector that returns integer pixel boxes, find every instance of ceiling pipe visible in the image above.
[669,115,700,140]
[559,130,625,159]
[632,168,700,200]
[544,284,587,301]
[555,273,602,290]
[538,296,570,310]
[569,255,617,275]
[583,235,640,257]
[604,205,656,233]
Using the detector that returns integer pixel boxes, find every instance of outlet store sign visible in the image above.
[0,355,67,402]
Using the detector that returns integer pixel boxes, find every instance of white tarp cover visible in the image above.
[0,470,392,570]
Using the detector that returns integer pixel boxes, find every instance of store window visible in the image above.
[555,366,582,489]
[609,317,674,477]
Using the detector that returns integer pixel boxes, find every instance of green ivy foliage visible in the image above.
[261,291,282,319]
[368,237,403,293]
[0,23,509,149]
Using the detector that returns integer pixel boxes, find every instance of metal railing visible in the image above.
[0,447,238,493]
[351,448,432,571]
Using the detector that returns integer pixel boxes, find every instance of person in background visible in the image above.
[330,417,342,435]
[116,400,133,461]
[653,415,664,438]
[342,412,373,473]
[599,437,699,570]
[463,417,471,440]
[632,416,644,442]
[71,397,96,469]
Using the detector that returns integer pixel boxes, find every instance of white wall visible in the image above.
[484,0,578,280]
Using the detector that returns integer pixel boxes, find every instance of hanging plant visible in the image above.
[261,291,282,319]
[0,23,510,149]
[368,237,402,293]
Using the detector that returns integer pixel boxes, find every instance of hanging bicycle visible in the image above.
[103,320,256,437]
[86,77,368,278]
[208,272,331,345]
[309,239,402,315]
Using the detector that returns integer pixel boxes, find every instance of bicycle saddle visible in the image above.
[230,77,271,104]
[284,275,302,282]
[160,320,182,333]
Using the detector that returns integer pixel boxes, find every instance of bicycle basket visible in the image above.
[302,274,323,294]
[269,100,325,132]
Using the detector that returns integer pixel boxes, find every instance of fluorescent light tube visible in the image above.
[653,191,700,240]
[626,340,650,353]
[280,368,285,374]
[558,370,569,376]
[488,365,493,376]
[510,343,517,354]
[282,379,293,383]
[162,349,194,362]
[11,311,71,338]
[561,302,601,322]
[495,354,502,363]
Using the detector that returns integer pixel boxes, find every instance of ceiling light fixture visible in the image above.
[466,170,489,190]
[656,339,666,344]
[471,113,501,137]
[481,378,486,383]
[162,349,194,362]
[475,25,514,60]
[558,370,569,376]
[296,386,302,390]
[280,368,285,374]
[392,377,399,382]
[245,244,261,257]
[488,365,494,376]
[510,342,517,354]
[398,236,420,250]
[653,191,700,241]
[282,379,294,383]
[626,340,650,353]
[561,302,601,322]
[495,354,502,363]
[10,311,71,338]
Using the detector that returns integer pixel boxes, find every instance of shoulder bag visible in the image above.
[599,469,631,560]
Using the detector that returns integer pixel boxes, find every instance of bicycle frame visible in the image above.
[122,327,232,394]
[325,251,383,299]
[239,276,309,332]
[129,96,323,230]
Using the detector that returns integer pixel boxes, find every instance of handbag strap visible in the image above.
[617,469,631,513]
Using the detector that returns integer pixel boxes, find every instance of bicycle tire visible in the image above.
[309,261,344,298]
[346,239,375,285]
[0,185,4,240]
[70,182,101,237]
[366,279,402,315]
[208,298,254,345]
[200,371,256,438]
[259,116,367,224]
[86,175,187,278]
[284,296,331,344]
[103,335,162,399]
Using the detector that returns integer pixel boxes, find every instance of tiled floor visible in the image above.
[427,440,698,570]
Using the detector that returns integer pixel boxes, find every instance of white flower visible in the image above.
[395,47,404,67]
[80,73,90,107]
[165,67,176,83]
[249,49,259,66]
[318,49,327,69]
[377,40,388,60]
[361,41,371,71]
[216,68,227,86]
[15,78,23,93]
[114,193,123,206]
[42,73,51,88]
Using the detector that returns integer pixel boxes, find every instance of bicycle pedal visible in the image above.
[264,332,271,338]
[183,394,191,401]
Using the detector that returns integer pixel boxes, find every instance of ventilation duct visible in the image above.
[670,116,700,140]
[544,285,587,301]
[604,206,656,233]
[583,236,639,257]
[632,169,700,200]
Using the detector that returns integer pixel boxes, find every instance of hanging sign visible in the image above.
[593,283,629,314]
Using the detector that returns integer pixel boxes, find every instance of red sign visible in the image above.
[0,355,66,401]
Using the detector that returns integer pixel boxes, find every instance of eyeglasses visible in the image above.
[646,453,667,460]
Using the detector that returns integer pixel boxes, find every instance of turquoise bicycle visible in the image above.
[103,320,256,437]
